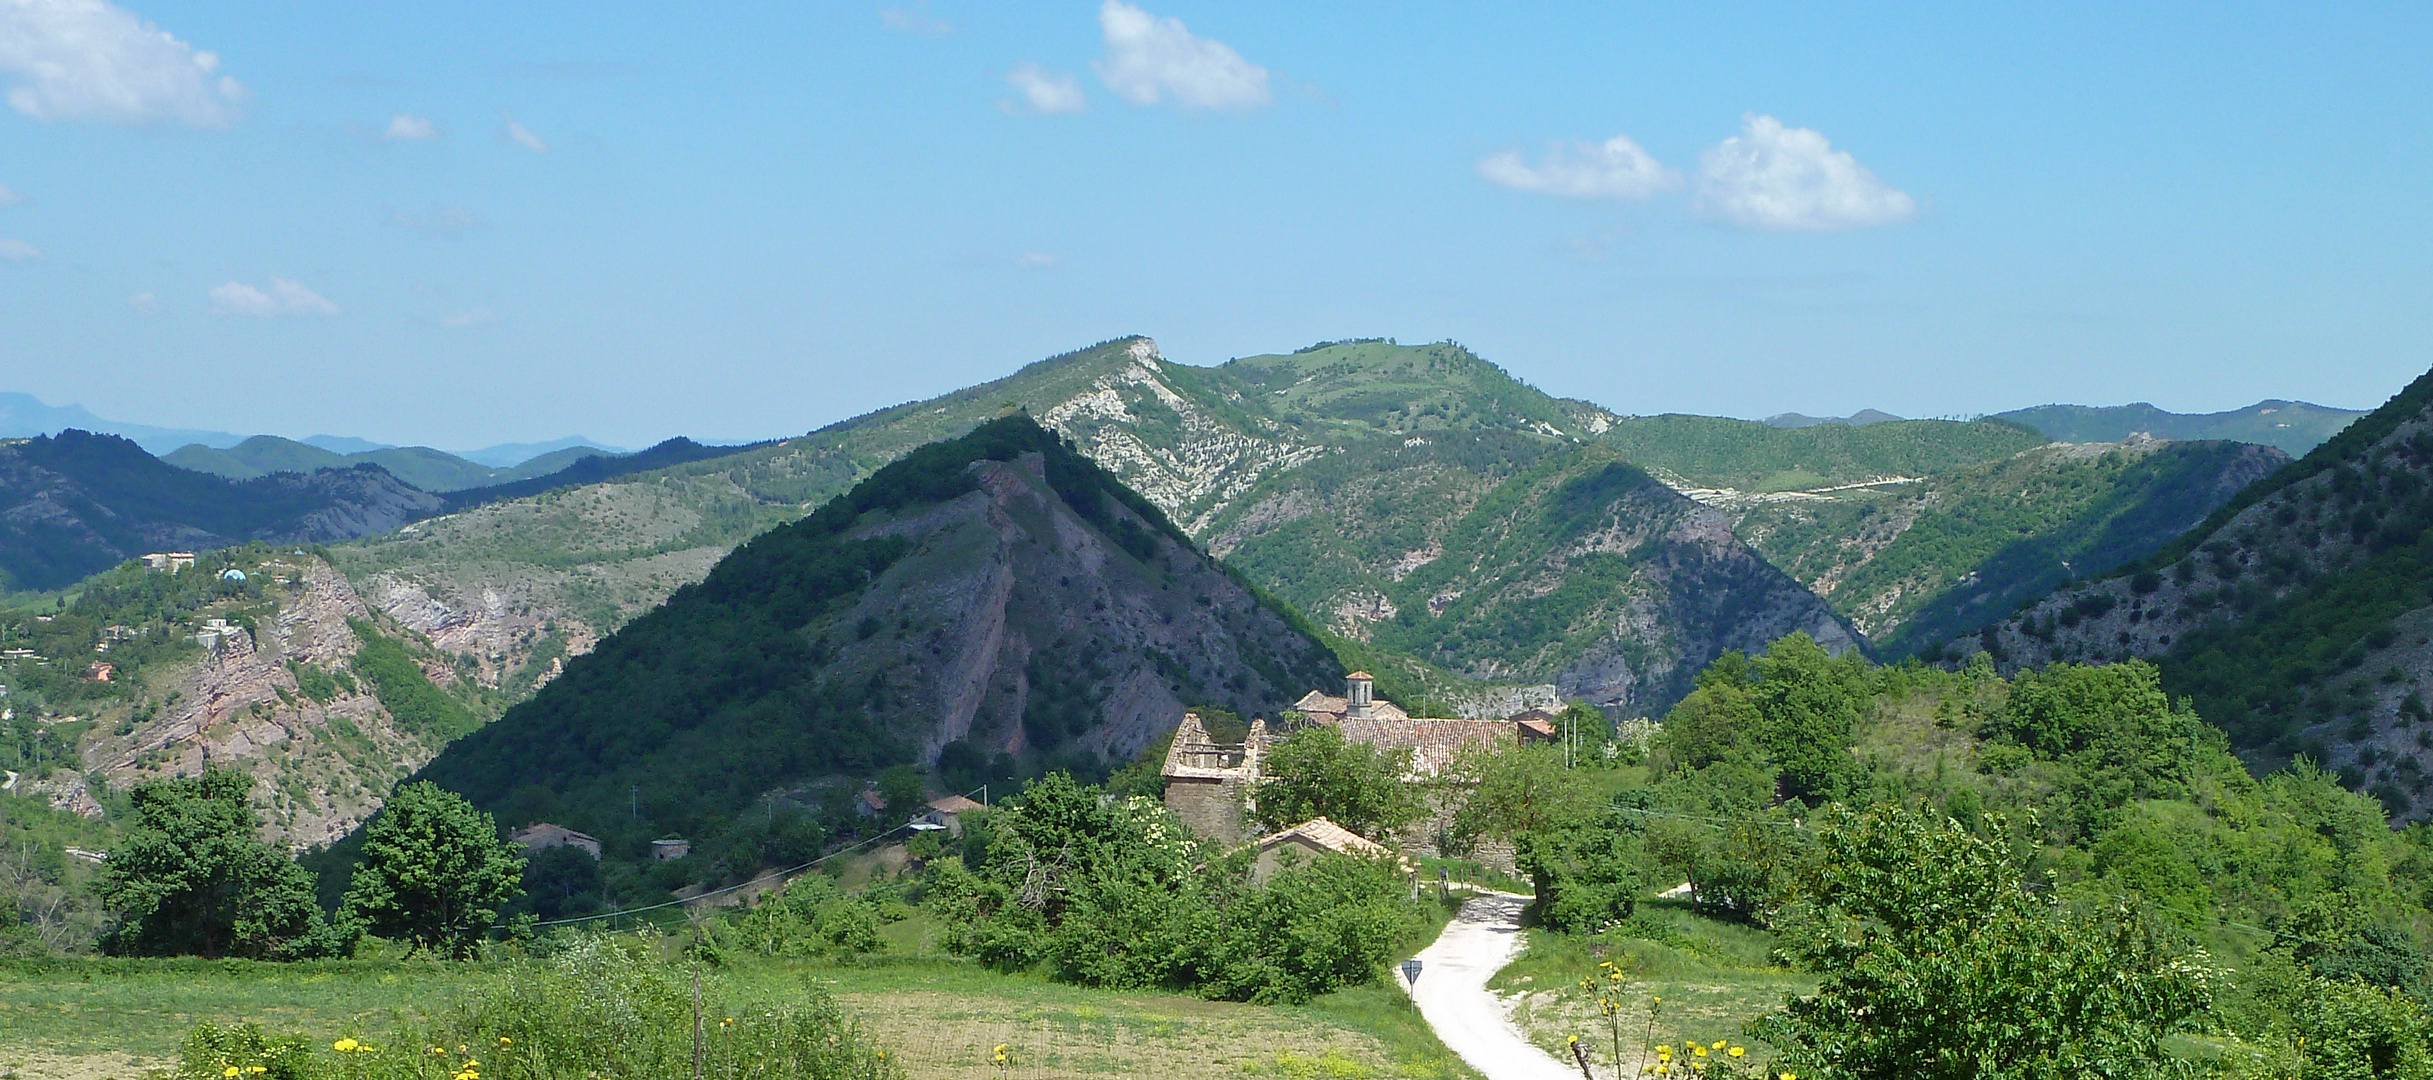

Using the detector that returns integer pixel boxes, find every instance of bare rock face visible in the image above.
[79,558,442,849]
[832,453,1338,764]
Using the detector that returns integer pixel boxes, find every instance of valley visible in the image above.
[0,336,2329,854]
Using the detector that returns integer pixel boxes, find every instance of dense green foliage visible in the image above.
[1514,805,1644,933]
[932,772,1429,1004]
[1478,634,2433,1076]
[97,769,347,960]
[1752,803,2211,1080]
[1251,725,1427,837]
[340,782,526,958]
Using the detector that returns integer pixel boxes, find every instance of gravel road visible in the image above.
[1402,892,1582,1080]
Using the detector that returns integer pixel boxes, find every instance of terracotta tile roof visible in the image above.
[926,794,984,814]
[1252,817,1391,858]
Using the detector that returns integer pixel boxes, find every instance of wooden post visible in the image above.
[1570,1037,1595,1080]
[691,925,704,1080]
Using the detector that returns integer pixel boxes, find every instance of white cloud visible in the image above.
[126,290,156,313]
[208,277,337,317]
[1093,1,1268,112]
[1004,62,1084,114]
[437,306,496,328]
[1478,133,1681,200]
[0,182,21,205]
[1694,114,1916,231]
[1015,251,1057,269]
[877,4,951,35]
[0,0,243,125]
[388,204,487,237]
[0,236,38,260]
[382,113,435,140]
[503,113,547,153]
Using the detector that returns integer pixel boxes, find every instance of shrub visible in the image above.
[159,936,904,1080]
[705,875,883,961]
[1516,809,1643,933]
[1754,803,2211,1080]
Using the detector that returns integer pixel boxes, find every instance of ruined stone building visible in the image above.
[1161,672,1539,861]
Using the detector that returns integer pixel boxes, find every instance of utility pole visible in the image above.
[631,785,639,819]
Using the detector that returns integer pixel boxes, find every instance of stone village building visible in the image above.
[1162,672,1548,865]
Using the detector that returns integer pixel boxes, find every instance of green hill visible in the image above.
[411,415,1340,862]
[1996,400,2363,457]
[1967,363,2433,817]
[1595,414,2046,492]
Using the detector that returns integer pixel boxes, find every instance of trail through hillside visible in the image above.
[1404,892,1579,1080]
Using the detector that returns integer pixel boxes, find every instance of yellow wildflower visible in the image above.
[1694,1046,1709,1058]
[250,1069,268,1075]
[500,1037,512,1046]
[334,1038,360,1053]
[224,1068,242,1078]
[1729,1047,1745,1058]
[1713,1040,1728,1051]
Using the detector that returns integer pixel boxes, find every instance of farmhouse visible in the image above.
[1162,672,1538,856]
[510,822,602,859]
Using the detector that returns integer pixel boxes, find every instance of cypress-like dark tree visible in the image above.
[98,768,341,959]
[342,781,526,958]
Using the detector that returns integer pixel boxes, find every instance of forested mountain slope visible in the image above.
[0,430,443,591]
[1964,364,2433,817]
[413,416,1339,857]
[317,337,2278,721]
[1729,437,2287,657]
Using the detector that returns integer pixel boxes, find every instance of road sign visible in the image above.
[1401,959,1423,984]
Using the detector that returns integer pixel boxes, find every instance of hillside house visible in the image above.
[1250,817,1409,884]
[141,552,196,572]
[511,822,602,859]
[651,838,691,861]
[921,794,984,836]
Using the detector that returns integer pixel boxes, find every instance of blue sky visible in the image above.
[0,2,2427,449]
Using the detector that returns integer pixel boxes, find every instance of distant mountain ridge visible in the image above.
[0,429,444,591]
[165,435,619,493]
[0,393,246,455]
[1995,400,2363,457]
[1762,409,1906,429]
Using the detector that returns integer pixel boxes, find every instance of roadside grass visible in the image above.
[0,893,1477,1080]
[1490,900,1812,1076]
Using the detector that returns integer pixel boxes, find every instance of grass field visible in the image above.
[1490,901,1813,1078]
[0,901,1478,1080]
